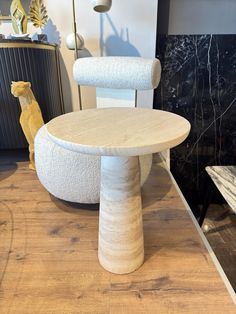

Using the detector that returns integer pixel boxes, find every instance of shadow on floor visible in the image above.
[50,194,99,214]
[0,149,29,181]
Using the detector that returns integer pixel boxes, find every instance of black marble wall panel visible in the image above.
[154,35,236,206]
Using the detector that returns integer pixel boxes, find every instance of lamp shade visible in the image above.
[91,0,112,13]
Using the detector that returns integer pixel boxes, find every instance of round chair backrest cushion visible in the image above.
[73,57,161,90]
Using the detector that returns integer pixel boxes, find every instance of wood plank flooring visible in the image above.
[0,152,235,313]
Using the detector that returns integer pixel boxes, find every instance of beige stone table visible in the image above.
[47,108,191,274]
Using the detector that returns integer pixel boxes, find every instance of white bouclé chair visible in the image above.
[35,57,161,203]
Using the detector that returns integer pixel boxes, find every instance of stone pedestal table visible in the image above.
[47,108,190,274]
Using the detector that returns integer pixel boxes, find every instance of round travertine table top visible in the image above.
[47,108,191,156]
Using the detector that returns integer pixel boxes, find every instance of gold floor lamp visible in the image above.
[66,0,112,110]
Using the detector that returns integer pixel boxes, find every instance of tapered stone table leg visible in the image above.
[98,156,144,274]
[47,108,190,273]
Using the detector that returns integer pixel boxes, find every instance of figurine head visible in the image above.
[11,81,31,97]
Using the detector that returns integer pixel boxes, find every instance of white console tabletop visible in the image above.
[206,166,236,213]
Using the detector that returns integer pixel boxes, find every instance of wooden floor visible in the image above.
[0,152,235,313]
[204,204,236,291]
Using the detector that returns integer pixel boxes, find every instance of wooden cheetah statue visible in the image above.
[11,81,44,170]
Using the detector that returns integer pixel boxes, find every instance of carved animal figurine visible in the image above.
[11,81,44,170]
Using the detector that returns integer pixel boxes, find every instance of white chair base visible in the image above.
[35,125,152,204]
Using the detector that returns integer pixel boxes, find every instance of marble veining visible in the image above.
[206,166,236,213]
[155,35,236,205]
[99,155,144,274]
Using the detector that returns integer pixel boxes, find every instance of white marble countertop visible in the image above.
[206,166,236,213]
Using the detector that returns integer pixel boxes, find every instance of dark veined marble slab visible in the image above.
[154,34,236,207]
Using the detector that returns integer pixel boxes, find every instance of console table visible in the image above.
[199,166,236,226]
[0,40,64,149]
[47,107,191,274]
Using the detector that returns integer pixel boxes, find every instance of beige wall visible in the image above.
[1,0,158,111]
[168,0,236,35]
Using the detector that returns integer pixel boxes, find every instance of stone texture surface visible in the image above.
[47,108,190,157]
[206,166,236,213]
[155,34,236,206]
[99,156,144,274]
[46,108,190,273]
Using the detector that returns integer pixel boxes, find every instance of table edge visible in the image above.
[164,157,236,305]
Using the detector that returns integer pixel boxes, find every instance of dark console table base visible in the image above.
[0,41,64,149]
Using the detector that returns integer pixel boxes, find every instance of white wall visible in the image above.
[168,0,236,35]
[1,0,158,111]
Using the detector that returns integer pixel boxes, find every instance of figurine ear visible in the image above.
[26,82,31,88]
